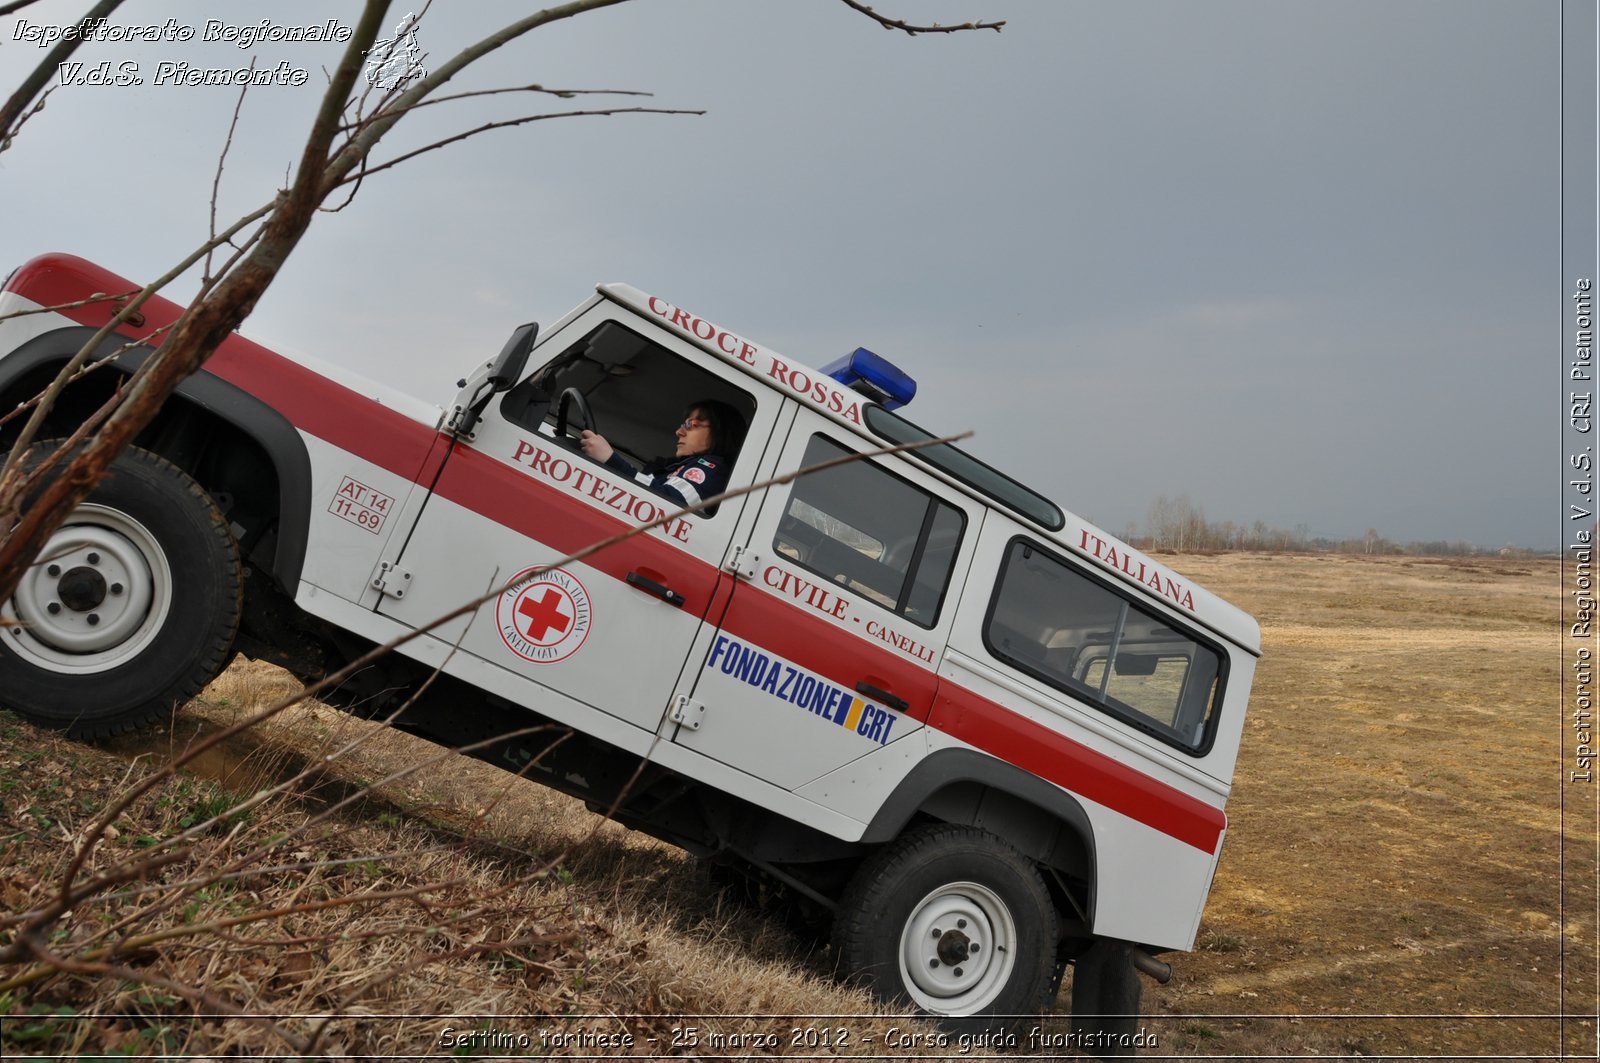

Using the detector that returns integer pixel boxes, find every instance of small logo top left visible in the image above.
[364,11,427,89]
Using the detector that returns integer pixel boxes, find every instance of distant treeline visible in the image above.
[1123,494,1548,558]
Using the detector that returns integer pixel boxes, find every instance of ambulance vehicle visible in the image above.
[0,253,1261,1041]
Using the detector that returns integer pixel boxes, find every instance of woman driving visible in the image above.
[580,398,745,513]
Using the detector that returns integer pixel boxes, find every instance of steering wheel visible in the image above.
[554,387,597,446]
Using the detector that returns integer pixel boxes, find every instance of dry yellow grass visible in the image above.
[0,551,1590,1059]
[1148,552,1588,1059]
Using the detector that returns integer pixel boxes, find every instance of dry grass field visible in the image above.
[0,551,1591,1059]
[1146,552,1589,1059]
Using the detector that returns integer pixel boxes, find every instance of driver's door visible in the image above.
[375,300,777,736]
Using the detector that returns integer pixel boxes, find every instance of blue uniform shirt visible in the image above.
[604,451,730,513]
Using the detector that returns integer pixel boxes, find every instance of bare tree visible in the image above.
[0,7,1008,1050]
[1147,493,1204,551]
[0,0,1002,610]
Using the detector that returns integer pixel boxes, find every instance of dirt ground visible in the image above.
[2,551,1593,1059]
[1138,552,1593,1059]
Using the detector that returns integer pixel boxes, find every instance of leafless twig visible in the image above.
[0,0,56,16]
[336,106,707,190]
[0,0,126,153]
[836,0,1004,34]
[204,61,256,285]
[0,290,138,323]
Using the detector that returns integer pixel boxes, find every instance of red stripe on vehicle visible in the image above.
[11,254,1223,854]
[429,446,940,719]
[427,444,725,617]
[715,583,939,724]
[423,443,1219,857]
[930,684,1226,854]
[6,254,445,481]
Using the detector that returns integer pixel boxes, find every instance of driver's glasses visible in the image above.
[676,418,709,432]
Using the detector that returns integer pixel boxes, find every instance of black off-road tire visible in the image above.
[0,445,241,737]
[834,824,1058,1033]
[1069,937,1144,1058]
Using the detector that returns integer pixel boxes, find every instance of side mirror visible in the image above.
[486,321,538,392]
[447,321,539,438]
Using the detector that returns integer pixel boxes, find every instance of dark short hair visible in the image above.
[687,399,746,460]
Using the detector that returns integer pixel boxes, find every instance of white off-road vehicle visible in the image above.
[0,253,1259,1052]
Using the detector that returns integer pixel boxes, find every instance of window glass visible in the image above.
[904,504,964,625]
[500,319,756,483]
[774,435,964,627]
[986,540,1223,752]
[863,405,1064,530]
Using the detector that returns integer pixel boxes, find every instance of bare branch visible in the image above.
[835,0,1004,34]
[13,941,311,1053]
[337,106,707,188]
[57,847,458,908]
[321,0,637,190]
[0,9,394,599]
[0,289,138,323]
[348,1,434,123]
[0,0,127,153]
[0,86,53,154]
[204,61,256,285]
[0,199,274,487]
[278,1,394,223]
[362,81,655,120]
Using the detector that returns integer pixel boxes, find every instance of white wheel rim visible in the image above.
[898,880,1018,1015]
[3,504,171,674]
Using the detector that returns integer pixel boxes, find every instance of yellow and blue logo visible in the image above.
[706,634,898,745]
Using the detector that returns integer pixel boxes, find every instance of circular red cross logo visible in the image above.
[496,567,592,664]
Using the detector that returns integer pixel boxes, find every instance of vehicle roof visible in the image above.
[597,283,1262,655]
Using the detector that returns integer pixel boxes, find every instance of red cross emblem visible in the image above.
[517,587,571,642]
[497,567,592,664]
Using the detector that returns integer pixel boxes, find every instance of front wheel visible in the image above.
[834,824,1058,1033]
[0,445,241,737]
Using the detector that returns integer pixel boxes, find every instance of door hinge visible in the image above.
[669,695,706,731]
[725,545,759,580]
[370,559,413,600]
[444,403,478,440]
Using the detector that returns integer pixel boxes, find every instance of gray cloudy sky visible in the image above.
[0,1,1568,548]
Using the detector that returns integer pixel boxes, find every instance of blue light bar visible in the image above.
[821,347,917,410]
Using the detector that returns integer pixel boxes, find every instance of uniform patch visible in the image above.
[497,566,592,664]
[683,466,707,484]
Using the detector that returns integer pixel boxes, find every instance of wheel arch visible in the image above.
[861,748,1098,926]
[0,325,312,591]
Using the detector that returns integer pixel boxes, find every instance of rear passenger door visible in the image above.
[670,407,978,790]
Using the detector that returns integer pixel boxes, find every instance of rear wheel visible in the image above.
[1070,937,1144,1058]
[834,824,1057,1032]
[0,445,241,737]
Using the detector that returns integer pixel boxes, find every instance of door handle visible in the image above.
[855,682,909,712]
[626,571,685,607]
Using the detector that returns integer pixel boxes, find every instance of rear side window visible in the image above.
[985,539,1223,753]
[774,435,964,628]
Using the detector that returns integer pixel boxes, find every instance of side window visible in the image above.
[774,435,964,628]
[500,319,756,490]
[985,539,1223,753]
